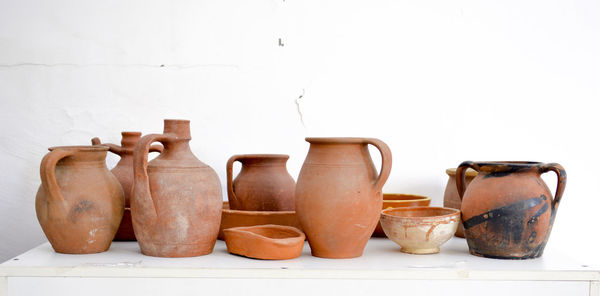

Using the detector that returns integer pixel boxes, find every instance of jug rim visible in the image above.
[232,154,289,160]
[305,137,372,144]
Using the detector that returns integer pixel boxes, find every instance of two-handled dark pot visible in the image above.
[456,161,566,259]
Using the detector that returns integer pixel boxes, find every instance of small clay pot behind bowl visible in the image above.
[380,206,460,254]
[218,202,302,240]
[224,224,305,260]
[372,194,431,237]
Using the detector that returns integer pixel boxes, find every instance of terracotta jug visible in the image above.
[226,154,296,211]
[91,132,163,241]
[456,161,566,259]
[443,168,477,238]
[35,146,124,254]
[295,137,392,258]
[132,119,222,257]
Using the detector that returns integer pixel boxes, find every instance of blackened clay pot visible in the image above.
[227,154,296,211]
[295,137,392,258]
[132,119,222,257]
[456,161,566,259]
[35,146,124,254]
[92,132,163,241]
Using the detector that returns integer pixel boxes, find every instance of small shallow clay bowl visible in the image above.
[372,194,431,237]
[380,206,460,254]
[224,225,305,260]
[219,202,301,240]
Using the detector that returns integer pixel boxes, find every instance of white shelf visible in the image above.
[1,237,598,296]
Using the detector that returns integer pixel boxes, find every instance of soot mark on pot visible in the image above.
[463,194,546,230]
[69,200,94,222]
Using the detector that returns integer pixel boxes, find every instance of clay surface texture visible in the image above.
[456,161,566,259]
[35,146,124,254]
[224,224,305,260]
[92,132,162,241]
[380,207,460,254]
[295,137,392,258]
[132,120,222,257]
[227,154,295,211]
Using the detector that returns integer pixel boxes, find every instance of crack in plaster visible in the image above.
[295,88,306,128]
[0,63,240,70]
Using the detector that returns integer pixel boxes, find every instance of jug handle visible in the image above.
[456,161,480,200]
[40,149,75,202]
[226,155,242,207]
[91,137,125,155]
[541,163,567,213]
[133,133,171,218]
[92,137,163,155]
[365,138,392,192]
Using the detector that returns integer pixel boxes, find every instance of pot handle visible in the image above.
[91,137,125,156]
[226,155,242,207]
[456,161,481,200]
[133,133,171,219]
[365,138,392,192]
[541,163,567,213]
[40,149,75,202]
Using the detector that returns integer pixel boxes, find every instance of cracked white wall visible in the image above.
[1,0,600,265]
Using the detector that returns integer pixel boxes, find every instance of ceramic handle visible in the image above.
[226,155,242,207]
[91,137,125,156]
[456,161,481,200]
[365,138,392,192]
[541,163,567,213]
[133,133,172,218]
[40,149,75,202]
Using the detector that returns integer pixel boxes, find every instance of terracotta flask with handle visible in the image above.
[132,119,222,257]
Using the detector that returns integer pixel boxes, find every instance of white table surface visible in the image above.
[1,237,599,296]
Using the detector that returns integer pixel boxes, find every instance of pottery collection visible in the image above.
[295,137,392,258]
[380,206,460,254]
[443,168,477,238]
[132,119,222,257]
[91,132,163,241]
[33,119,568,261]
[36,146,124,254]
[456,161,566,259]
[227,154,295,211]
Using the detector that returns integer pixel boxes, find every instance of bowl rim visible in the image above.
[223,224,305,243]
[381,206,460,220]
[383,193,431,202]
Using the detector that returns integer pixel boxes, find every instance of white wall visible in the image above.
[1,0,599,264]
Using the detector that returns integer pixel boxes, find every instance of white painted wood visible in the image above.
[591,281,600,296]
[0,277,7,296]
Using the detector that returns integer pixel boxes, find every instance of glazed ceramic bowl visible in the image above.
[380,206,460,254]
[372,194,431,237]
[224,225,305,260]
[218,202,301,240]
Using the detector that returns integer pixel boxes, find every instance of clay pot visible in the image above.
[380,207,460,254]
[443,168,477,238]
[224,225,305,260]
[91,132,162,241]
[456,161,566,259]
[372,194,431,237]
[218,202,301,240]
[132,119,222,257]
[35,146,124,254]
[295,137,392,258]
[227,154,295,211]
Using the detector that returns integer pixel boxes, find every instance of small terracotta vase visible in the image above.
[227,154,295,211]
[92,132,162,241]
[132,119,222,257]
[456,161,566,259]
[224,225,305,260]
[443,168,477,238]
[35,146,124,254]
[295,137,392,258]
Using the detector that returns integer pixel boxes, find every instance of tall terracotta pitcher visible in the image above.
[35,146,124,254]
[456,161,566,259]
[227,154,296,211]
[132,120,222,257]
[295,137,392,258]
[92,132,162,241]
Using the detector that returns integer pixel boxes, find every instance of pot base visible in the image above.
[401,247,440,255]
[140,243,215,258]
[469,249,543,260]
